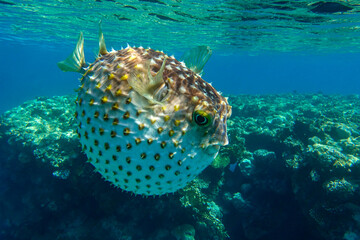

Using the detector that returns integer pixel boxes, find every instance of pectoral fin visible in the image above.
[180,46,212,75]
[128,57,169,104]
[57,32,86,73]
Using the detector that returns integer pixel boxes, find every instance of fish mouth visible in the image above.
[209,123,229,146]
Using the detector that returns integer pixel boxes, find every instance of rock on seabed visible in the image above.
[0,93,359,240]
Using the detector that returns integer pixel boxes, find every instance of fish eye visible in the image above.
[193,110,211,127]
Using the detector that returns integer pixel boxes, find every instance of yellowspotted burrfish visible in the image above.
[58,29,231,196]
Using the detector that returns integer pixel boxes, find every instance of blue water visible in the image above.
[1,41,359,114]
[1,1,360,240]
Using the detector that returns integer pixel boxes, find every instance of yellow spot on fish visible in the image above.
[150,119,156,124]
[115,89,122,96]
[123,111,130,119]
[174,105,180,112]
[89,99,94,105]
[164,115,170,122]
[112,103,119,110]
[169,130,174,137]
[173,140,179,147]
[101,96,108,103]
[138,123,145,130]
[108,74,114,80]
[123,128,130,136]
[174,120,181,127]
[96,83,101,89]
[135,64,143,69]
[191,96,199,103]
[120,74,128,81]
[106,84,112,91]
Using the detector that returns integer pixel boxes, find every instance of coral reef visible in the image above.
[0,93,359,240]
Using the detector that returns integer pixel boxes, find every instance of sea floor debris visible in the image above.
[0,93,359,240]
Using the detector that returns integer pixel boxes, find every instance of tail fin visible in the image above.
[180,46,212,76]
[57,32,86,73]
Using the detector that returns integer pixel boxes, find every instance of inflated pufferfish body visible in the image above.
[58,30,231,196]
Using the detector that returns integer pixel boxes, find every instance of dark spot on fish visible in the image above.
[123,111,130,119]
[116,145,121,152]
[113,118,119,125]
[123,128,130,135]
[111,130,116,138]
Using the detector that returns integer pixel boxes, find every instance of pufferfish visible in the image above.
[58,28,231,196]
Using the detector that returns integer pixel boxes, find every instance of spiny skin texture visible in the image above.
[76,47,231,196]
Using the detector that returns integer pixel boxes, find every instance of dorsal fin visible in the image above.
[57,32,86,73]
[98,20,107,55]
[180,46,212,75]
[128,57,168,104]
